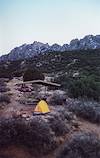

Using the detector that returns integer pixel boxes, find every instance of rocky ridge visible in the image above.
[0,35,100,62]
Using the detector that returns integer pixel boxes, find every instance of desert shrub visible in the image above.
[0,68,13,79]
[49,92,66,105]
[0,79,6,86]
[23,68,45,82]
[0,87,10,92]
[54,74,70,89]
[0,155,11,158]
[0,94,11,103]
[0,79,10,92]
[54,73,100,101]
[57,132,100,158]
[48,112,70,136]
[18,118,57,153]
[68,77,100,101]
[49,118,69,136]
[0,108,77,153]
[0,117,57,153]
[13,70,23,77]
[66,99,100,123]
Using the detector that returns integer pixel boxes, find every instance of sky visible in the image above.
[0,0,100,55]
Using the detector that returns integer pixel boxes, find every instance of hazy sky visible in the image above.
[0,0,100,55]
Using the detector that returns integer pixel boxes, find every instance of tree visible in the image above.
[23,68,45,82]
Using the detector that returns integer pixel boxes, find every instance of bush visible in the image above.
[0,87,10,92]
[23,68,45,82]
[49,92,66,105]
[57,132,100,158]
[0,108,77,153]
[0,79,10,92]
[0,155,11,158]
[48,112,70,136]
[0,94,11,104]
[55,73,100,101]
[13,70,23,77]
[0,69,13,79]
[66,99,100,123]
[68,77,100,101]
[0,79,7,87]
[0,117,57,154]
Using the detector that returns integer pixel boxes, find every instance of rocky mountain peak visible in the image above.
[0,35,100,62]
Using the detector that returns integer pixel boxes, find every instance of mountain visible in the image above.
[0,42,50,62]
[0,35,100,62]
[69,35,100,50]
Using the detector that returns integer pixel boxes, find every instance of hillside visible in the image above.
[0,48,100,157]
[0,48,100,100]
[0,76,100,158]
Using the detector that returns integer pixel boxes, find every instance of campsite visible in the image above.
[0,68,100,158]
[0,0,100,157]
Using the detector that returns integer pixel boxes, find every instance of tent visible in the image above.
[34,100,50,114]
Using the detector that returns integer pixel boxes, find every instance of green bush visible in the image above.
[0,70,13,79]
[68,77,100,101]
[23,68,45,82]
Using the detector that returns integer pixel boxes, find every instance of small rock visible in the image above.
[71,120,79,128]
[21,113,28,118]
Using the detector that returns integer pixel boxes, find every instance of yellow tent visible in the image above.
[34,100,50,113]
